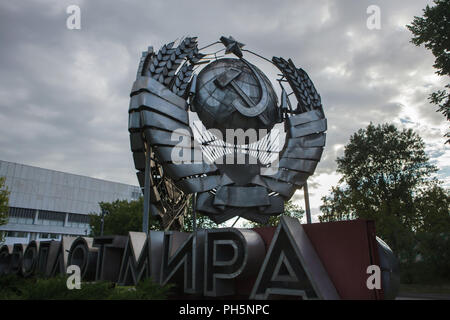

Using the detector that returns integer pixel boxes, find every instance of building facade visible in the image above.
[0,160,141,245]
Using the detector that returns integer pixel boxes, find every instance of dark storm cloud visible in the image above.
[0,0,448,219]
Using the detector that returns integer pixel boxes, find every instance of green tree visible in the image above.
[89,197,160,236]
[319,123,443,265]
[0,177,10,244]
[182,197,221,232]
[245,199,305,228]
[182,212,220,232]
[407,0,450,143]
[411,186,450,282]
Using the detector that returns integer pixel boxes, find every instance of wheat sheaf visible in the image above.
[138,37,205,98]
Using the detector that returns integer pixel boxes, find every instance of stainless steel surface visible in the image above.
[50,236,76,276]
[93,235,128,282]
[143,149,151,233]
[129,36,327,226]
[204,228,265,297]
[376,237,400,300]
[22,240,39,277]
[250,216,340,300]
[304,181,312,224]
[160,230,205,294]
[192,58,278,134]
[0,245,12,275]
[118,231,154,285]
[67,237,98,281]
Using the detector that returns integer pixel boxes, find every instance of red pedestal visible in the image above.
[253,219,383,300]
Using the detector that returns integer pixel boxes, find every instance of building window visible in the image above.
[51,233,60,240]
[7,207,35,225]
[131,190,141,200]
[5,231,28,238]
[66,213,90,229]
[36,210,65,226]
[39,233,60,240]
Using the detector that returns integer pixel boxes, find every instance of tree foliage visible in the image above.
[0,274,171,300]
[245,199,305,228]
[411,185,450,282]
[89,196,220,235]
[319,123,450,283]
[182,212,220,232]
[182,198,305,230]
[0,177,10,244]
[89,197,160,236]
[182,196,221,232]
[407,0,450,142]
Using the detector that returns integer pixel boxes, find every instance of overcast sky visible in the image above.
[0,0,448,223]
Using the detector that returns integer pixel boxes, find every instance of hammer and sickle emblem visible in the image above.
[214,59,270,118]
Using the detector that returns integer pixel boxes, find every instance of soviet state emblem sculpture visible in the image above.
[193,58,279,134]
[128,36,327,229]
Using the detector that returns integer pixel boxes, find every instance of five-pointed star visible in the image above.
[220,36,245,58]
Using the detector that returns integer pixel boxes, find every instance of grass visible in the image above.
[0,274,172,300]
[399,283,450,295]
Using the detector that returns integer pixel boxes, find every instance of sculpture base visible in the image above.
[0,218,396,300]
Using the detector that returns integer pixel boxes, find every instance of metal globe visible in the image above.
[192,58,279,136]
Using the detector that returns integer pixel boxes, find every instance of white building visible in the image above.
[0,160,141,245]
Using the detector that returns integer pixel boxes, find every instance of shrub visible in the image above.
[108,278,173,300]
[0,275,171,300]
